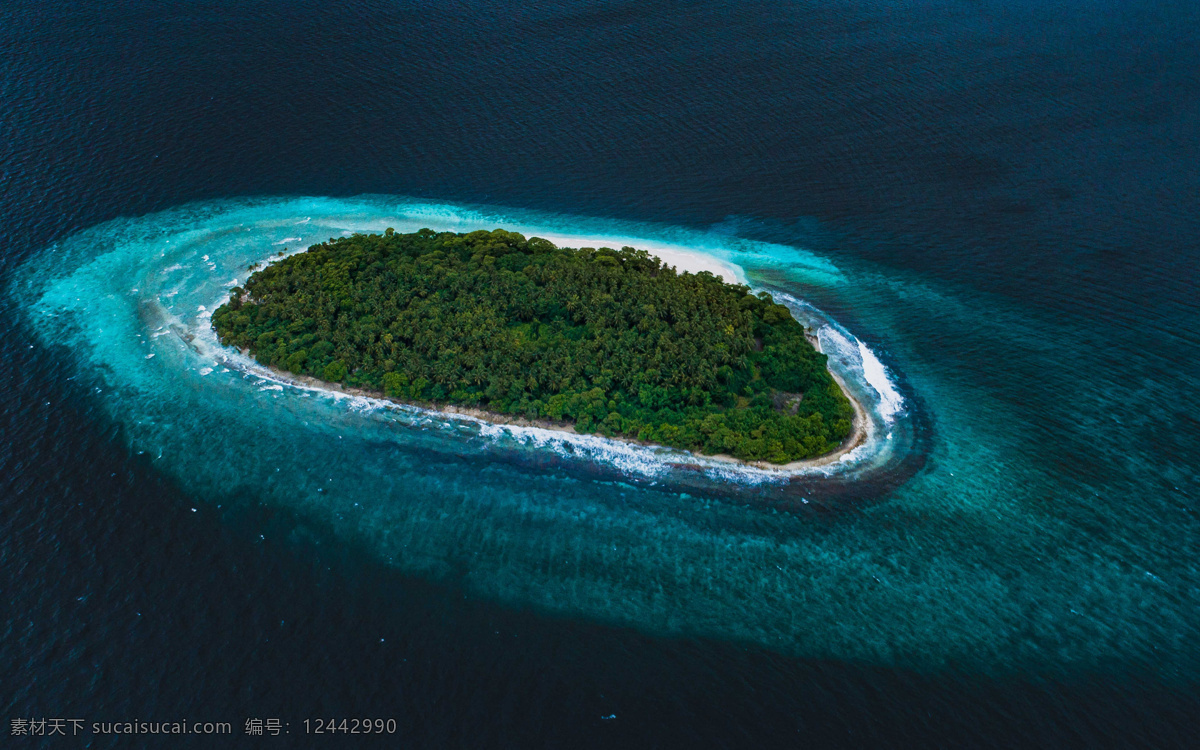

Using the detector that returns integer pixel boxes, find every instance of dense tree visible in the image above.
[213,229,853,462]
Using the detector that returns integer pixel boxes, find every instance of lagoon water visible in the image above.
[3,0,1199,746]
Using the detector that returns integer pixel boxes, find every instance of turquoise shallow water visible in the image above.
[15,195,1197,675]
[6,0,1200,742]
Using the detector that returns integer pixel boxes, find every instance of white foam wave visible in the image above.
[816,325,904,423]
[857,340,904,422]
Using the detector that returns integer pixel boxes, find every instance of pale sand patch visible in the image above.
[532,232,746,284]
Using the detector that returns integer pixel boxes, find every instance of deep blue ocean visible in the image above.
[3,0,1199,747]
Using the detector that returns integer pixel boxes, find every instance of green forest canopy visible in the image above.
[212,229,853,463]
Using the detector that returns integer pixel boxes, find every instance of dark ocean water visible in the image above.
[3,0,1199,747]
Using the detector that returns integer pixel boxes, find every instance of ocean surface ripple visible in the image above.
[12,195,1198,675]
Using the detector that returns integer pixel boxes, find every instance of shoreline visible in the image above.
[238,355,868,474]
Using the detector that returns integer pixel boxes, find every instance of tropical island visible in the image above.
[212,228,855,464]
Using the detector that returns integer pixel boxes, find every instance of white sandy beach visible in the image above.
[531,232,746,284]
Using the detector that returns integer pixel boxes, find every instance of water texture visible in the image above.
[13,193,1197,675]
[3,0,1199,745]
